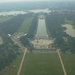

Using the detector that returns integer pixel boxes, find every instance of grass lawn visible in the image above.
[18,17,34,33]
[64,18,73,25]
[3,53,23,75]
[0,17,13,23]
[20,53,64,75]
[45,18,51,37]
[61,53,75,75]
[46,26,51,37]
[72,25,75,29]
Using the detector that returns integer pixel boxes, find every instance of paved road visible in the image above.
[11,37,27,75]
[17,48,27,75]
[58,52,67,75]
[22,49,61,53]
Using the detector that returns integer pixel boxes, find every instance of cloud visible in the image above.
[0,0,75,2]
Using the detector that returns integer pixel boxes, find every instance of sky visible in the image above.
[0,0,75,2]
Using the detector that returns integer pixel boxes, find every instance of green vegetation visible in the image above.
[20,36,30,47]
[0,17,13,23]
[0,13,33,34]
[0,44,20,71]
[0,28,13,44]
[45,18,51,37]
[61,53,75,75]
[72,25,75,29]
[64,18,73,25]
[18,17,34,33]
[27,15,38,38]
[46,11,75,53]
[20,53,64,75]
[46,25,51,37]
[2,53,23,75]
[33,18,38,36]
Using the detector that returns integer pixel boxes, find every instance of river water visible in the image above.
[36,18,48,38]
[62,24,75,37]
[0,11,27,16]
[0,9,51,16]
[28,8,51,13]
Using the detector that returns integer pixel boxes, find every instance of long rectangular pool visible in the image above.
[36,18,48,38]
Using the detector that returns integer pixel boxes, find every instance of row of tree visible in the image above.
[20,36,30,47]
[0,28,13,44]
[46,11,75,53]
[27,15,38,38]
[0,44,20,71]
[0,13,34,71]
[0,13,33,35]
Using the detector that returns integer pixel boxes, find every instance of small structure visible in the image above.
[12,32,27,39]
[8,34,11,36]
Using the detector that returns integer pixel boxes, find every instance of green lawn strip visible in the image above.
[3,53,23,75]
[18,17,34,33]
[34,19,38,36]
[72,25,75,29]
[61,53,75,75]
[46,26,51,37]
[20,53,64,75]
[45,18,51,37]
[64,18,73,25]
[0,17,13,23]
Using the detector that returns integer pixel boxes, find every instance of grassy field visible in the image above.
[61,53,75,75]
[45,18,51,37]
[3,53,23,75]
[64,18,74,25]
[0,17,13,23]
[18,17,34,33]
[20,53,64,75]
[46,26,51,37]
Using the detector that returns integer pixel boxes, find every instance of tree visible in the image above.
[20,36,30,47]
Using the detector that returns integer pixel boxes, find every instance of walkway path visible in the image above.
[58,52,67,75]
[11,37,27,75]
[17,48,27,75]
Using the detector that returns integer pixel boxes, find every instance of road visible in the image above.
[58,52,67,75]
[22,49,61,53]
[11,37,67,75]
[11,37,24,48]
[17,48,27,75]
[11,37,27,75]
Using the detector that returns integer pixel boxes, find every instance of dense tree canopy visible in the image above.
[20,36,30,47]
[0,13,33,35]
[46,11,75,53]
[0,44,20,71]
[27,15,38,38]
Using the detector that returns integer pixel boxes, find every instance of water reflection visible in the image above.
[62,24,75,37]
[36,18,48,38]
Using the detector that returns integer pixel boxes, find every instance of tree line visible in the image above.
[0,13,34,71]
[0,13,33,35]
[27,15,38,38]
[0,44,20,71]
[46,11,75,53]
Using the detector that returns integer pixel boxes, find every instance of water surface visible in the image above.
[62,24,75,37]
[0,11,27,16]
[36,19,48,38]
